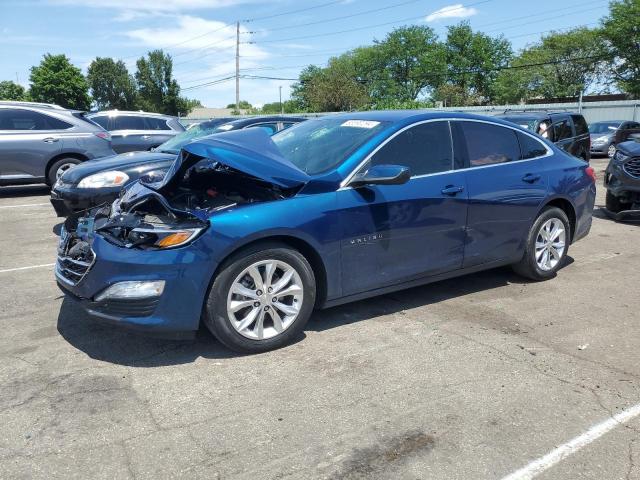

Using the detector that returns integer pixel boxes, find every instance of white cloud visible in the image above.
[425,4,478,22]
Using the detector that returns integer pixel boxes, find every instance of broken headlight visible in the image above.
[126,227,205,249]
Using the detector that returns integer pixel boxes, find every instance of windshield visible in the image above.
[156,120,231,154]
[589,122,621,134]
[271,118,389,175]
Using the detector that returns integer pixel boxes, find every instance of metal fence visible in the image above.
[183,100,639,126]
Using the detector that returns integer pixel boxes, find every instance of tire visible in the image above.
[512,207,570,281]
[203,244,316,353]
[605,190,628,213]
[47,158,81,186]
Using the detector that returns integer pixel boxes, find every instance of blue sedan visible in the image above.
[55,111,596,353]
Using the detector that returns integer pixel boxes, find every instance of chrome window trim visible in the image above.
[340,117,553,189]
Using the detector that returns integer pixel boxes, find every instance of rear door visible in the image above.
[110,115,147,153]
[570,114,590,160]
[455,120,549,267]
[0,108,66,181]
[338,120,468,295]
[142,117,175,148]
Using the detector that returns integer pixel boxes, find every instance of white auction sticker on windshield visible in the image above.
[341,120,380,128]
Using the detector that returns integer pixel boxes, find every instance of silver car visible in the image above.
[88,110,185,154]
[590,120,640,158]
[0,101,116,186]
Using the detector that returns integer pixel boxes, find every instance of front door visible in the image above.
[338,120,468,296]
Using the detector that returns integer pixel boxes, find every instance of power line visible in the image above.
[248,0,493,44]
[243,0,346,23]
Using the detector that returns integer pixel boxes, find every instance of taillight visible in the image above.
[94,131,111,141]
[585,166,596,182]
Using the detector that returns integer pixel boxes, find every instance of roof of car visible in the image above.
[89,110,176,118]
[314,110,534,127]
[0,101,66,110]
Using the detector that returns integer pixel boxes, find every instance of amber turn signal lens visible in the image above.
[156,231,193,248]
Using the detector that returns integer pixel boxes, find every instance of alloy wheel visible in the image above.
[226,260,304,340]
[535,218,566,271]
[608,144,616,158]
[56,162,76,180]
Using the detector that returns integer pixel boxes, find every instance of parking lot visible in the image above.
[0,157,638,479]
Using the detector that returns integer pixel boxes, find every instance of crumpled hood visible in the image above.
[62,151,176,184]
[158,128,310,191]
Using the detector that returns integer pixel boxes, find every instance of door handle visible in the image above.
[43,137,59,143]
[522,173,541,183]
[141,135,152,140]
[441,185,464,196]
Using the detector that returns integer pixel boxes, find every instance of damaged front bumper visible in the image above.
[55,207,218,335]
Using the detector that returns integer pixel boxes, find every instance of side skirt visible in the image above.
[320,257,515,309]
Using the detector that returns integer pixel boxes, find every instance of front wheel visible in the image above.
[605,190,629,213]
[607,144,616,158]
[512,207,570,281]
[204,245,316,353]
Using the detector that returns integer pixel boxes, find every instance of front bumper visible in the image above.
[55,232,217,334]
[604,163,640,198]
[590,143,610,154]
[50,186,121,217]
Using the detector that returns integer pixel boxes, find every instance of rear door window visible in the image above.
[0,109,71,130]
[144,117,171,130]
[113,115,146,131]
[571,115,588,136]
[370,121,453,176]
[553,118,573,141]
[459,121,520,167]
[247,123,278,134]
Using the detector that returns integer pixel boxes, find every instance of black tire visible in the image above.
[512,207,570,281]
[203,244,316,353]
[47,158,81,186]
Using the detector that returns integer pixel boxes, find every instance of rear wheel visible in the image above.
[512,207,570,281]
[204,245,316,353]
[47,158,81,186]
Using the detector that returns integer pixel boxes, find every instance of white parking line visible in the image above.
[502,402,640,480]
[0,263,55,274]
[0,202,50,209]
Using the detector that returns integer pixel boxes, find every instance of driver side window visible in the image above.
[370,121,453,176]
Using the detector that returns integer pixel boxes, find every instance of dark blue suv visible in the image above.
[55,111,596,353]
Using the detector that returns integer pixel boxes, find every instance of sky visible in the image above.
[0,0,610,108]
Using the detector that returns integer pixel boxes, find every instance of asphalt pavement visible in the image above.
[0,158,638,479]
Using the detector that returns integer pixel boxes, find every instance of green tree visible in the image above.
[87,57,137,110]
[438,22,512,105]
[601,0,640,96]
[494,27,608,103]
[135,50,191,115]
[362,26,446,105]
[0,81,27,101]
[29,54,90,109]
[226,100,252,109]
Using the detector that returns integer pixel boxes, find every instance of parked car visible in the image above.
[55,112,596,353]
[87,110,185,154]
[589,120,640,158]
[50,116,305,216]
[497,111,590,162]
[0,101,115,186]
[603,137,640,220]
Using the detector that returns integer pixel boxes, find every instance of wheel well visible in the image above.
[212,236,329,307]
[544,198,576,242]
[45,152,88,183]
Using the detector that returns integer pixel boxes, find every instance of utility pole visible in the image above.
[235,21,240,112]
[279,86,283,114]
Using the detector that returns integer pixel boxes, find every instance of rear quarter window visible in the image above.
[517,132,548,159]
[144,117,171,130]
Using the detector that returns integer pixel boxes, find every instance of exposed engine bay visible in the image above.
[62,155,296,251]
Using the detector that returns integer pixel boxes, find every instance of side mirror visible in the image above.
[350,164,411,188]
